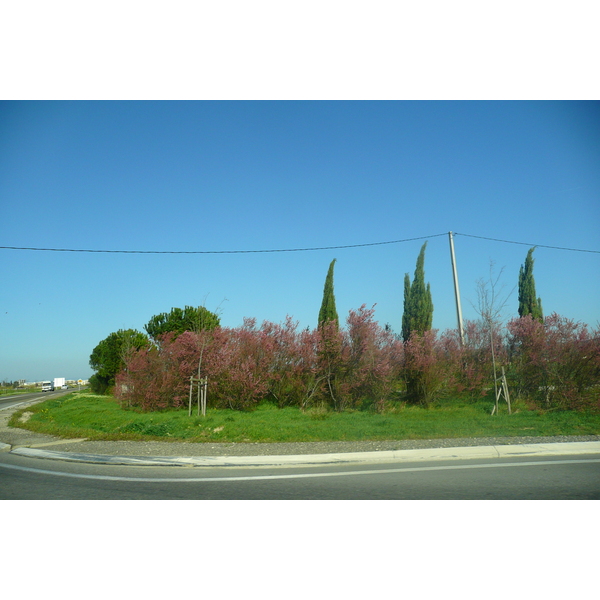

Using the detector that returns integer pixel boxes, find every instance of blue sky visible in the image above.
[1,101,599,382]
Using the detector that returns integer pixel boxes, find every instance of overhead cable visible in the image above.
[0,231,598,255]
[0,233,447,254]
[453,233,600,254]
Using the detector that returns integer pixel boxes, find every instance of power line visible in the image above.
[453,233,600,254]
[0,231,598,255]
[0,233,447,254]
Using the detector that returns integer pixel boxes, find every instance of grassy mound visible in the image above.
[8,391,600,443]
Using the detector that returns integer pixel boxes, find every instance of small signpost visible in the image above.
[189,376,208,417]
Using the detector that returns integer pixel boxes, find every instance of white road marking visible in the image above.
[1,458,599,483]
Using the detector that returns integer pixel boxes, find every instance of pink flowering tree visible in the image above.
[198,320,271,410]
[402,329,453,406]
[344,305,403,411]
[112,307,600,414]
[259,317,320,408]
[118,318,321,412]
[452,319,508,400]
[116,331,201,411]
[507,313,600,409]
[314,319,349,410]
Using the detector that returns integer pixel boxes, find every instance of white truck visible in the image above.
[41,381,53,392]
[54,377,67,390]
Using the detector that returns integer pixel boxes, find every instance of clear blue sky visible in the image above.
[1,101,599,382]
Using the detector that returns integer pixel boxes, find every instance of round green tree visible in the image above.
[89,329,149,394]
[144,305,221,341]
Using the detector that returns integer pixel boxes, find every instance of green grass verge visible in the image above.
[8,392,600,443]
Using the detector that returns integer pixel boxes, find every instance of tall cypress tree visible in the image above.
[402,242,433,342]
[318,259,339,329]
[518,247,543,322]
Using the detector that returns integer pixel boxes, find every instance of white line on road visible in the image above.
[1,458,599,483]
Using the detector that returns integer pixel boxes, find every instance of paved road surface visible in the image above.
[2,450,599,499]
[0,388,71,411]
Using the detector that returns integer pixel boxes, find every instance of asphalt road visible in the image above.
[2,450,599,499]
[0,388,72,411]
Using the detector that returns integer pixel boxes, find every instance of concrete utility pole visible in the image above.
[448,231,465,346]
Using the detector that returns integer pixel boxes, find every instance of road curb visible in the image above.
[9,441,600,468]
[0,442,11,453]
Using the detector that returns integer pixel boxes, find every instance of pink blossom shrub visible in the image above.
[117,318,320,411]
[116,331,201,411]
[449,319,509,400]
[258,317,320,408]
[343,305,403,411]
[116,307,406,412]
[310,306,404,411]
[115,309,599,413]
[507,313,600,409]
[403,329,453,405]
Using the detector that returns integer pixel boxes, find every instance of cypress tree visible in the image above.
[402,242,433,342]
[518,247,543,322]
[318,259,339,329]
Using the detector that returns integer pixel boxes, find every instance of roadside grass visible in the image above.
[8,391,600,443]
[0,388,38,396]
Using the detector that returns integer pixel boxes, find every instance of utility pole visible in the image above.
[448,231,465,346]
